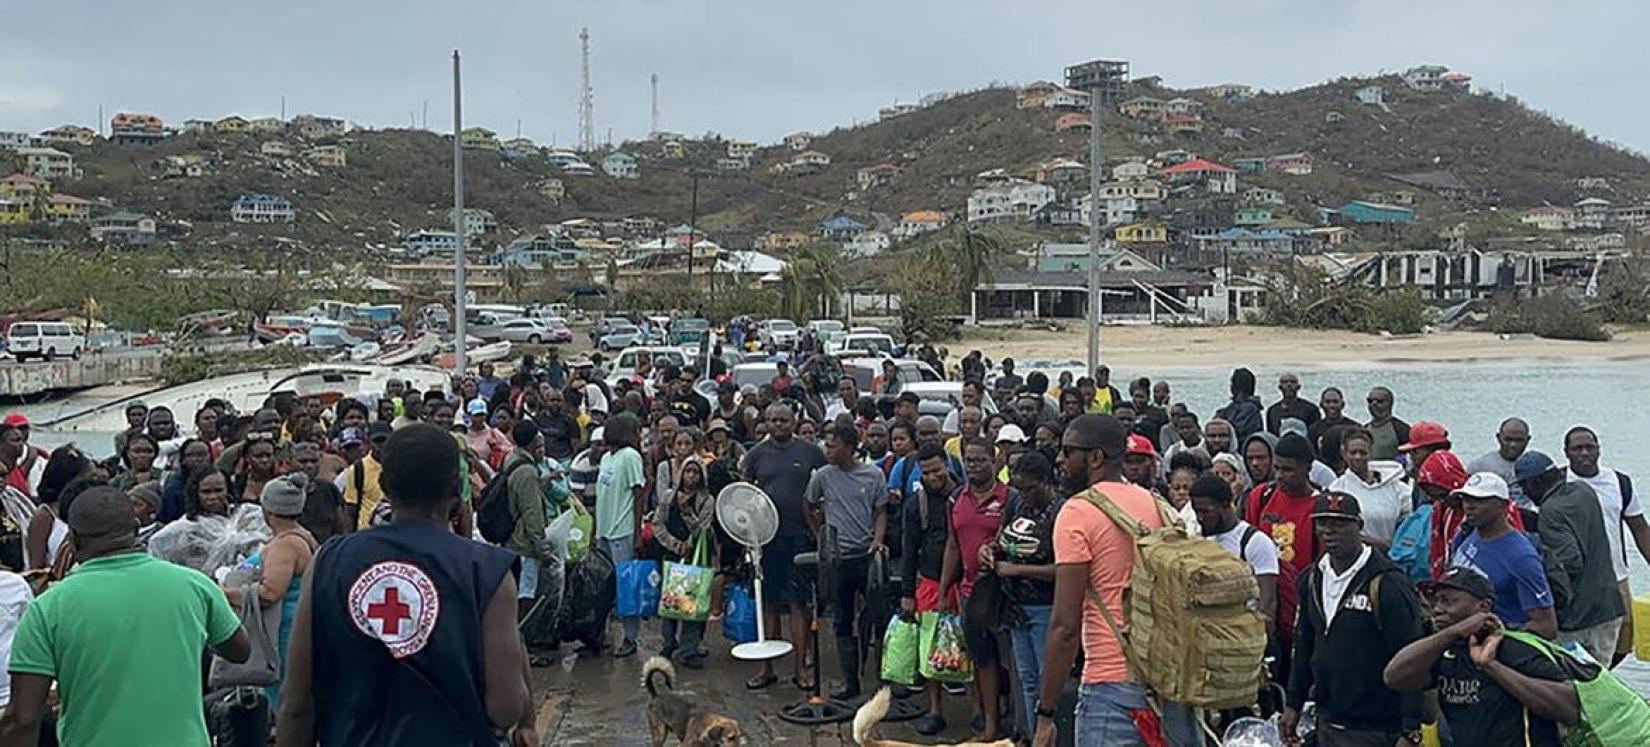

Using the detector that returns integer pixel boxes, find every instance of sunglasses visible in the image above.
[1060,444,1100,457]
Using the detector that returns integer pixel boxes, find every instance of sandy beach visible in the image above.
[951,324,1650,368]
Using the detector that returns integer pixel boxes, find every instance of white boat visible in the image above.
[37,363,452,433]
[435,340,512,370]
[369,333,441,365]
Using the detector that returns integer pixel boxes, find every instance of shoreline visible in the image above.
[951,324,1650,369]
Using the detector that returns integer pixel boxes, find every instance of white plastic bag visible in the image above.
[148,504,272,575]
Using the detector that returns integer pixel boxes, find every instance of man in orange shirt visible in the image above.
[1032,414,1199,747]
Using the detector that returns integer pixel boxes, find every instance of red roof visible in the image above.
[1160,158,1235,175]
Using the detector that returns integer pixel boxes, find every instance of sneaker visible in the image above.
[680,653,706,670]
[612,639,638,658]
[915,714,947,736]
[941,682,967,696]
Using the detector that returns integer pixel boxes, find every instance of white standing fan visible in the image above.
[716,482,794,661]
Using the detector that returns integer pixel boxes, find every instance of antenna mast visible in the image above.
[577,27,595,152]
[650,73,660,138]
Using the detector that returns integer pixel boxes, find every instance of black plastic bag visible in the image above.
[205,687,268,747]
[556,545,615,649]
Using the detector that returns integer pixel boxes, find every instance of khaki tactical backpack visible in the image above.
[1079,487,1269,709]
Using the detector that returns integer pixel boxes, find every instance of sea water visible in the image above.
[15,359,1650,691]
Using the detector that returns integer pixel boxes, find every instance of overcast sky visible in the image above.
[4,1,1646,155]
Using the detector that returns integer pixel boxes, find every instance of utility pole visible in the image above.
[1066,58,1127,373]
[1085,85,1103,372]
[452,50,469,374]
[687,170,699,290]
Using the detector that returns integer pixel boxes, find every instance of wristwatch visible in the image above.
[1034,703,1058,720]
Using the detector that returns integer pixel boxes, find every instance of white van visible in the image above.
[6,321,85,362]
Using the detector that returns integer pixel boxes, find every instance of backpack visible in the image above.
[477,459,539,545]
[1389,502,1433,583]
[1078,487,1269,710]
[1502,630,1650,747]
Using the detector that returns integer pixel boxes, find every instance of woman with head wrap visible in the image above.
[224,473,317,708]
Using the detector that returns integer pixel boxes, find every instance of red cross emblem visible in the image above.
[349,561,440,658]
[367,587,412,636]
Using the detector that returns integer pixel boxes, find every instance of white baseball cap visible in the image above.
[1453,472,1510,501]
[996,424,1027,444]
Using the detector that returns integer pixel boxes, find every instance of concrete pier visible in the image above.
[0,350,164,397]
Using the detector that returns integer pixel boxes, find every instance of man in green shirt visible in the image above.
[0,486,251,746]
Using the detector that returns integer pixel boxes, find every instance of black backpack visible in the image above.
[477,459,538,544]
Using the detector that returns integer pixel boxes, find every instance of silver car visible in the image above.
[497,318,556,344]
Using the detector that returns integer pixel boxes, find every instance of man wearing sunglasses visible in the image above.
[1033,415,1199,747]
[1364,387,1411,462]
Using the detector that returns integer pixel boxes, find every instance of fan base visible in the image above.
[777,695,856,725]
[730,639,794,662]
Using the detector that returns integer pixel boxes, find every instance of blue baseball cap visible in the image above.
[1512,451,1558,484]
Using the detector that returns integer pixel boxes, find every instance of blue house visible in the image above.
[818,215,868,241]
[1338,201,1415,225]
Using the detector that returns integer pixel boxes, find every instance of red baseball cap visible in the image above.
[1125,434,1158,457]
[1398,421,1449,453]
[1,413,28,428]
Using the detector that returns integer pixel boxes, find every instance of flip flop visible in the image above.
[746,672,778,690]
[790,674,815,691]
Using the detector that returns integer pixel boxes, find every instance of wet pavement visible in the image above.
[532,620,1005,746]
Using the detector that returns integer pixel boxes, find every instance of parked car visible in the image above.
[838,356,941,392]
[543,318,575,344]
[806,319,845,347]
[589,316,632,342]
[5,321,85,362]
[669,317,712,347]
[498,318,560,344]
[597,325,645,351]
[758,319,800,349]
[831,331,897,357]
[607,346,688,395]
[897,381,999,417]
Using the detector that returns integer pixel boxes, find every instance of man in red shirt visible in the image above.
[1033,415,1198,747]
[940,437,1013,741]
[1244,432,1322,677]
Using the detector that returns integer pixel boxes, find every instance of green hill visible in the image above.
[6,72,1647,256]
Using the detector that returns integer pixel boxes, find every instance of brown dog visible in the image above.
[642,656,743,746]
[851,687,1014,747]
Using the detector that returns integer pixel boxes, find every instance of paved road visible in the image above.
[532,625,999,746]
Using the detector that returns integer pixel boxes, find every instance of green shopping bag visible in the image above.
[880,613,921,685]
[658,531,714,622]
[918,611,974,683]
[564,503,593,565]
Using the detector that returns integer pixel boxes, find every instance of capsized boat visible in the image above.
[369,333,440,365]
[36,363,452,433]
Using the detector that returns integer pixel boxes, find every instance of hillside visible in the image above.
[7,72,1649,256]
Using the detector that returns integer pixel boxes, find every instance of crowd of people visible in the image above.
[0,343,1644,746]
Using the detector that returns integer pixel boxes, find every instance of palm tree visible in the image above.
[779,243,842,320]
[926,226,1007,302]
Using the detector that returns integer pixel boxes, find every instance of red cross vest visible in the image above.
[309,521,517,746]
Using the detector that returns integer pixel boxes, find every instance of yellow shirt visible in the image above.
[1087,388,1114,414]
[342,454,385,530]
[944,436,963,461]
